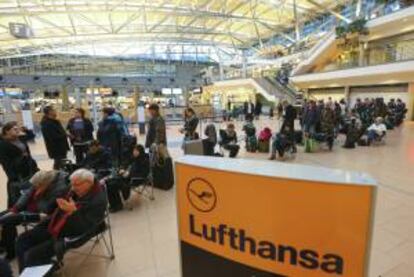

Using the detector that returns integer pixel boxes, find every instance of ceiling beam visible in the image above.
[306,0,351,23]
[0,3,282,27]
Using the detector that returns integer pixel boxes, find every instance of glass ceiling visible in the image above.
[0,0,346,61]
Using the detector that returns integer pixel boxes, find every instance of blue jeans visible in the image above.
[367,130,379,142]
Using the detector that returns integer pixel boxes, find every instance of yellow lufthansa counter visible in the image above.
[175,156,377,277]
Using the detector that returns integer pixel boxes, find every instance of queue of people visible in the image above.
[181,97,407,160]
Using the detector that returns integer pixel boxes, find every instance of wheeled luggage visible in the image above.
[294,130,303,145]
[183,139,204,155]
[153,157,174,190]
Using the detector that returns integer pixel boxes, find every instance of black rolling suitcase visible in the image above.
[294,130,303,145]
[153,157,174,190]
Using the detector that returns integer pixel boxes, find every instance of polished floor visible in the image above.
[1,119,414,277]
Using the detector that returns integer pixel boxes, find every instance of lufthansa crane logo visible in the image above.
[187,178,217,213]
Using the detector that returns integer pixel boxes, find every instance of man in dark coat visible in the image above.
[145,104,167,148]
[280,100,297,152]
[41,106,70,170]
[16,169,107,272]
[243,101,255,120]
[254,100,263,119]
[303,100,318,135]
[97,107,125,165]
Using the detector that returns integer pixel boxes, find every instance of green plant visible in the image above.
[335,19,368,40]
[336,26,347,38]
[349,19,368,34]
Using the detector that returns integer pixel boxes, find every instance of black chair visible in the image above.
[128,150,156,203]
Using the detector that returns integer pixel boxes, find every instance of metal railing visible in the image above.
[333,39,414,71]
[262,76,297,99]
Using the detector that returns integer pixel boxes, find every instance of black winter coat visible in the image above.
[0,137,38,182]
[83,147,112,172]
[41,117,70,159]
[0,137,39,207]
[284,105,297,123]
[129,154,150,179]
[48,183,107,238]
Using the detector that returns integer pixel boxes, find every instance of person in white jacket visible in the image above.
[367,117,387,144]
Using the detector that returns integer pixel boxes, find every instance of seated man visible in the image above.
[82,140,112,177]
[367,117,387,145]
[220,124,240,158]
[16,169,107,273]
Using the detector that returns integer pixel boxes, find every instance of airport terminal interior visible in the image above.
[0,0,414,276]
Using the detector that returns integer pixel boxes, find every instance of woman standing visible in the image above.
[0,121,39,259]
[67,108,94,164]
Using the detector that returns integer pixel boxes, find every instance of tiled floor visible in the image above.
[1,119,413,277]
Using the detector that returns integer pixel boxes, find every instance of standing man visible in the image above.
[41,106,69,170]
[281,100,297,153]
[254,100,262,120]
[145,104,167,149]
[243,101,255,120]
[97,107,124,164]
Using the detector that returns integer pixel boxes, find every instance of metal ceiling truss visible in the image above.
[0,0,348,65]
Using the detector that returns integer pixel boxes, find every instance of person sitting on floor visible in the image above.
[269,125,295,160]
[367,117,387,145]
[343,117,362,149]
[220,124,240,158]
[16,169,107,273]
[82,140,112,177]
[202,124,217,156]
[242,114,257,152]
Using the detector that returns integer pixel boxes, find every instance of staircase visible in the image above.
[253,77,297,103]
